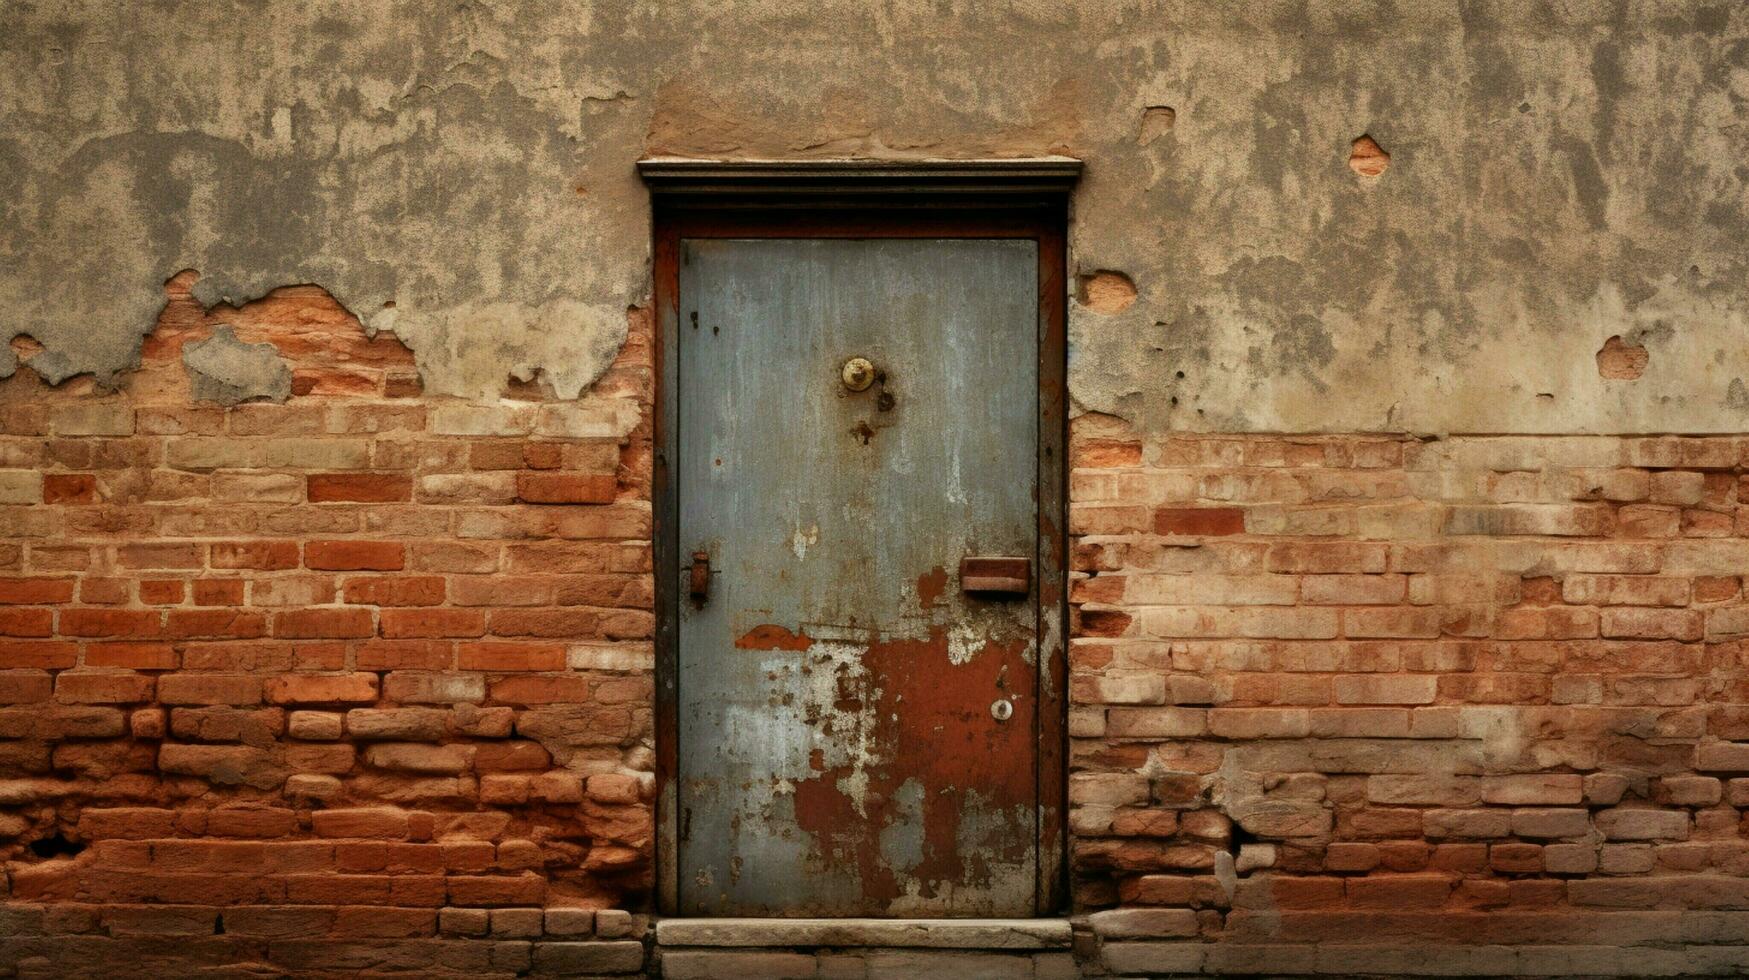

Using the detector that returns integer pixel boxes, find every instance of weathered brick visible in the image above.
[288,710,344,740]
[1332,674,1437,705]
[457,641,566,671]
[1595,808,1690,841]
[157,743,287,789]
[1510,808,1591,839]
[515,472,617,504]
[271,608,376,639]
[211,540,300,570]
[363,742,473,773]
[264,672,379,704]
[308,473,414,502]
[311,807,417,839]
[343,575,446,606]
[384,671,486,704]
[305,540,405,571]
[55,671,154,703]
[155,672,263,706]
[447,873,546,906]
[1480,774,1584,805]
[1696,741,1749,772]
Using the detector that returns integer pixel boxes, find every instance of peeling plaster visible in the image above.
[182,324,293,405]
[1,1,1746,431]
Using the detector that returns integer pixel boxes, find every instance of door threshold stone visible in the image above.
[655,917,1073,949]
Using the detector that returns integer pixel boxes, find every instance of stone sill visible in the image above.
[654,917,1073,950]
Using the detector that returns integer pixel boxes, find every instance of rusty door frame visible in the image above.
[642,158,1079,916]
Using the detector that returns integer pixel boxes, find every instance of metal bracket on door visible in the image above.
[959,556,1030,596]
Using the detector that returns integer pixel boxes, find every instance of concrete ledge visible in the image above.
[1100,942,1749,977]
[655,917,1073,949]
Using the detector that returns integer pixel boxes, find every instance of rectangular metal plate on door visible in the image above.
[959,556,1031,596]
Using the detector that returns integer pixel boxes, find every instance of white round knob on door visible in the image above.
[990,698,1014,722]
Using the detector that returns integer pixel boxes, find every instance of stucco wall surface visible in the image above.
[3,0,1747,432]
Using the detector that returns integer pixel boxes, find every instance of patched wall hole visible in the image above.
[1348,134,1390,177]
[1596,335,1648,380]
[1077,271,1137,314]
[1138,105,1176,145]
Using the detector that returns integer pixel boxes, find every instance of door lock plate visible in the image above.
[689,551,712,601]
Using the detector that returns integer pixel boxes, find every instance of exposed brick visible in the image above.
[474,740,552,771]
[271,608,375,639]
[311,807,416,839]
[356,639,453,671]
[55,671,154,704]
[0,578,76,604]
[342,576,446,606]
[59,609,162,638]
[42,473,98,504]
[447,873,546,906]
[381,608,485,638]
[307,473,414,502]
[265,672,380,704]
[1154,507,1245,536]
[1595,808,1690,841]
[157,673,264,706]
[211,540,300,570]
[488,675,591,705]
[157,743,286,788]
[0,640,77,669]
[383,671,486,704]
[305,540,405,571]
[346,707,449,741]
[515,472,617,504]
[457,642,566,671]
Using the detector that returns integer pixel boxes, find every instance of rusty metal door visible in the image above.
[674,238,1040,916]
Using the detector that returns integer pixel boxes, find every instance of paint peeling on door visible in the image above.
[791,522,819,559]
[775,625,1038,913]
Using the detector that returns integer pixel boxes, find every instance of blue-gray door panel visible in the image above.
[676,238,1039,916]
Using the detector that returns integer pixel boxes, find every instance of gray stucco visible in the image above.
[2,1,1746,431]
[182,324,293,405]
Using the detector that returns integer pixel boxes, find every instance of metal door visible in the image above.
[674,238,1040,916]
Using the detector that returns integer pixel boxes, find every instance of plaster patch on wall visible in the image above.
[373,300,630,400]
[182,325,293,405]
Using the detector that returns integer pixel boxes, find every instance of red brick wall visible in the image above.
[3,278,1748,971]
[0,281,656,968]
[1068,414,1749,951]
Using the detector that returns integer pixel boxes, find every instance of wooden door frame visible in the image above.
[640,158,1080,916]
